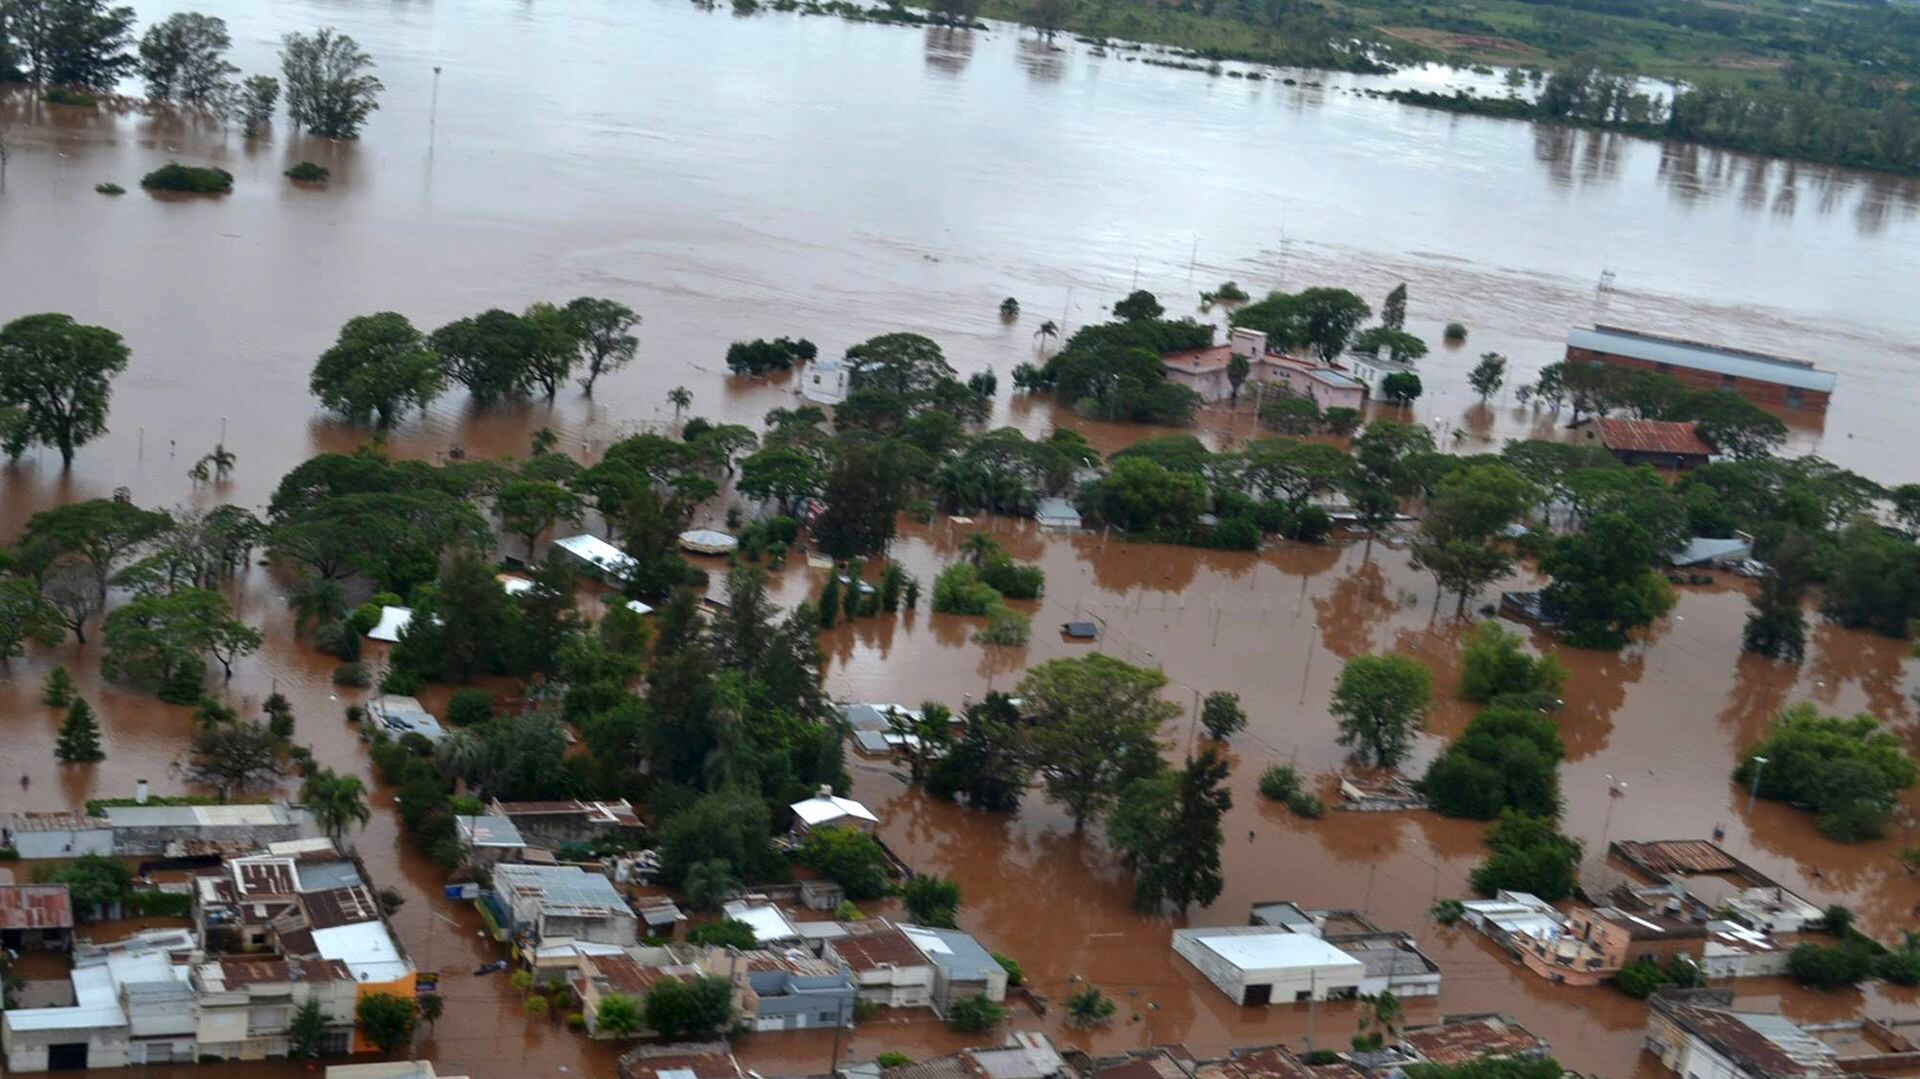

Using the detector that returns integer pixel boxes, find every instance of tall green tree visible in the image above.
[565,296,640,396]
[54,697,104,763]
[1294,287,1372,362]
[1330,654,1432,769]
[0,577,63,663]
[6,0,136,89]
[495,479,584,558]
[522,301,580,400]
[1199,690,1246,741]
[1107,748,1232,914]
[236,74,279,138]
[1743,531,1813,662]
[0,313,131,467]
[301,768,371,839]
[137,12,234,104]
[101,587,258,692]
[926,694,1030,811]
[1379,283,1408,331]
[354,992,417,1055]
[812,438,912,559]
[1112,290,1164,322]
[1468,352,1507,401]
[642,976,734,1041]
[1409,462,1537,613]
[309,312,444,426]
[280,27,382,139]
[902,874,961,927]
[188,720,284,800]
[1539,513,1675,649]
[431,309,538,404]
[1016,654,1177,829]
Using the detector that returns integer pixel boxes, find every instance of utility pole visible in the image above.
[1304,968,1317,1051]
[1747,756,1769,817]
[827,993,849,1075]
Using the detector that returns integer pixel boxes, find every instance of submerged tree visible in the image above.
[55,698,105,763]
[1743,531,1813,663]
[237,74,280,138]
[310,312,444,426]
[1107,748,1232,914]
[137,13,236,105]
[0,313,131,468]
[281,28,383,139]
[1330,654,1432,769]
[565,296,640,396]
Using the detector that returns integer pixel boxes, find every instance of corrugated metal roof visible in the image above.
[1572,326,1836,392]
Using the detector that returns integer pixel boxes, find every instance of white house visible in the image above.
[789,790,879,836]
[1171,926,1365,1006]
[554,534,639,581]
[722,900,801,947]
[801,358,850,406]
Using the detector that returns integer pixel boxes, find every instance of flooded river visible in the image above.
[5,0,1920,1076]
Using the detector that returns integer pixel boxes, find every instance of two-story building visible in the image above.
[490,864,639,948]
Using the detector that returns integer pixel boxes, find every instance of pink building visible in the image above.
[1161,328,1366,412]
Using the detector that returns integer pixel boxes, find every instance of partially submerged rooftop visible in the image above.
[1402,1014,1549,1065]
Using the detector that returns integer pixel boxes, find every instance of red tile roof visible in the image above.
[1596,418,1713,457]
[0,885,74,931]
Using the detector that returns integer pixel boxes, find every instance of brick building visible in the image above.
[1566,325,1835,411]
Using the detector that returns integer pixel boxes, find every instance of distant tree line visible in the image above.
[1389,63,1920,178]
[0,3,382,139]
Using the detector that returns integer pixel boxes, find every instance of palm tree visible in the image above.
[188,444,237,484]
[1034,320,1059,355]
[959,532,1003,567]
[435,728,483,784]
[668,385,692,424]
[301,769,371,841]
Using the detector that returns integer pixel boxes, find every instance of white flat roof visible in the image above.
[313,921,410,984]
[368,606,414,643]
[626,599,655,615]
[104,803,291,828]
[723,900,799,944]
[556,534,638,574]
[1184,928,1365,975]
[790,795,878,827]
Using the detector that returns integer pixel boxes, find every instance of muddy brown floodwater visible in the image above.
[5,0,1920,1076]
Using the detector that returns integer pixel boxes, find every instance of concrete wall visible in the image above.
[12,828,113,860]
[2,1023,132,1073]
[539,911,639,947]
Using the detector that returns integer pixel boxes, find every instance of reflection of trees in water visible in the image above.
[1714,651,1797,755]
[923,26,974,76]
[1313,558,1398,660]
[1804,621,1912,721]
[1553,643,1643,761]
[1631,137,1920,234]
[1016,39,1065,83]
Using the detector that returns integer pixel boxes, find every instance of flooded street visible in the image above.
[5,0,1920,1076]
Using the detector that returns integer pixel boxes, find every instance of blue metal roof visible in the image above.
[1571,326,1835,393]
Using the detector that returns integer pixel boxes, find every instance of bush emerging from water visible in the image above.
[1444,321,1468,342]
[95,182,126,196]
[284,161,331,182]
[43,88,97,106]
[140,163,234,194]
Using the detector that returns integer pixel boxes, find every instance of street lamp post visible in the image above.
[1747,756,1770,817]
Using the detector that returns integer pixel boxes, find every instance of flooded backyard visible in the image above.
[4,0,1920,1076]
